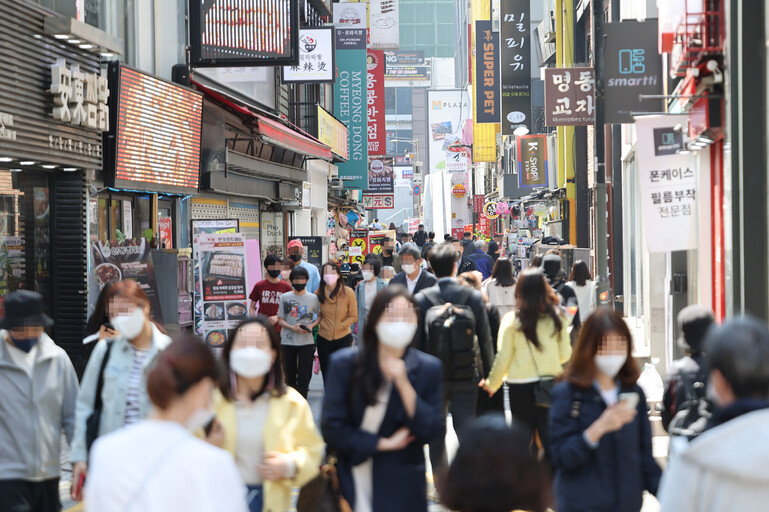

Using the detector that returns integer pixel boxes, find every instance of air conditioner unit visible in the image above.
[330,178,343,189]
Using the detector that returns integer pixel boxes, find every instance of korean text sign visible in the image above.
[544,67,596,126]
[367,50,386,155]
[475,20,500,123]
[367,156,394,192]
[282,27,335,83]
[636,115,698,252]
[370,0,399,50]
[500,0,531,134]
[516,134,548,188]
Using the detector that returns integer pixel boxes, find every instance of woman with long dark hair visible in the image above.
[321,286,444,512]
[480,268,571,460]
[316,261,358,385]
[566,260,596,323]
[205,317,324,512]
[549,308,661,512]
[482,257,517,319]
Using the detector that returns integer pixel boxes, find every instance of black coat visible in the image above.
[389,269,438,296]
[458,255,477,275]
[549,382,661,512]
[412,230,428,247]
[488,239,500,261]
[321,347,444,512]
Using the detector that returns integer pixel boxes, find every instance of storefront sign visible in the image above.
[334,28,368,190]
[604,20,663,124]
[544,67,596,126]
[367,50,386,155]
[317,106,349,160]
[370,0,400,50]
[446,152,469,173]
[475,20,500,124]
[452,184,467,198]
[427,90,472,174]
[367,156,394,192]
[484,201,500,219]
[394,165,413,187]
[478,214,491,237]
[282,27,335,83]
[334,2,367,28]
[288,236,323,274]
[407,218,420,233]
[473,195,485,214]
[384,58,432,86]
[636,115,698,252]
[348,229,370,265]
[385,50,424,68]
[105,63,203,195]
[190,0,299,67]
[50,59,110,131]
[0,236,25,299]
[516,134,548,188]
[0,113,16,141]
[362,194,395,209]
[198,233,249,348]
[500,0,531,134]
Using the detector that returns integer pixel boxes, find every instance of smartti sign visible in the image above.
[603,20,662,124]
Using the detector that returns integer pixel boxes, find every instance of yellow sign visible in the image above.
[317,106,349,160]
[484,201,499,219]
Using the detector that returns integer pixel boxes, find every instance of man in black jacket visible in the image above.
[412,224,428,247]
[451,238,477,275]
[414,243,494,480]
[389,243,437,295]
[542,253,581,341]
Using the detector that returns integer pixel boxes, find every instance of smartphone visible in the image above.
[618,392,640,410]
[71,472,85,499]
[299,325,312,333]
[103,322,114,331]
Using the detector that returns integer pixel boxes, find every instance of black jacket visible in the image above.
[488,240,500,261]
[321,347,444,512]
[413,278,495,378]
[458,255,477,275]
[389,269,438,296]
[661,353,710,431]
[412,230,428,247]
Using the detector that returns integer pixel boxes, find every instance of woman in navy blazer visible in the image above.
[321,285,444,512]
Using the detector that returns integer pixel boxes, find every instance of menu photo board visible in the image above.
[104,63,204,195]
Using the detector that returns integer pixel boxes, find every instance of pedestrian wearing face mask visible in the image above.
[355,256,386,338]
[287,239,321,294]
[378,237,401,273]
[84,335,248,512]
[549,308,661,512]
[316,262,358,386]
[203,318,324,512]
[249,254,292,330]
[390,243,437,295]
[321,286,444,512]
[277,266,321,399]
[0,291,79,512]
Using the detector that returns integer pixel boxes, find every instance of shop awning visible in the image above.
[191,80,333,162]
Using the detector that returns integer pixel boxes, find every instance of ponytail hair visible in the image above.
[147,335,218,410]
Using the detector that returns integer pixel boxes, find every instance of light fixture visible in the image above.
[0,157,13,163]
[63,167,78,172]
[19,161,36,165]
[67,39,82,45]
[79,44,94,50]
[513,126,529,136]
[677,149,692,155]
[41,164,58,169]
[697,136,714,144]
[100,52,114,58]
[9,168,22,173]
[53,34,70,40]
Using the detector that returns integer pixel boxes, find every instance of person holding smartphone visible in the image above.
[548,308,661,512]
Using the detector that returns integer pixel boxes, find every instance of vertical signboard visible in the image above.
[370,0,399,50]
[516,134,548,188]
[427,90,472,174]
[367,50,386,156]
[367,156,394,192]
[348,229,370,265]
[475,20,500,124]
[500,0,531,134]
[282,27,335,83]
[636,115,698,252]
[604,20,663,124]
[544,67,596,126]
[335,28,368,189]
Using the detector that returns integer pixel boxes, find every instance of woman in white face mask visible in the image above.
[84,335,249,512]
[548,308,662,512]
[321,286,444,512]
[354,256,386,342]
[203,317,324,512]
[71,280,172,501]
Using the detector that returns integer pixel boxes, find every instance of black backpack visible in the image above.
[668,371,713,439]
[423,287,481,382]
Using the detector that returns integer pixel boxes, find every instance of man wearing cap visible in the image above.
[287,238,321,294]
[0,290,79,511]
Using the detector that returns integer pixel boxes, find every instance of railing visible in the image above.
[670,9,724,77]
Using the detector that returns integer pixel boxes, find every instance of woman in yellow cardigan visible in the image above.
[206,317,325,512]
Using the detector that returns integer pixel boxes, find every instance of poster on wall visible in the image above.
[287,236,323,274]
[367,50,386,155]
[500,0,532,134]
[282,27,335,83]
[366,156,394,192]
[348,229,369,265]
[198,232,249,349]
[370,0,399,50]
[158,217,173,249]
[427,90,472,174]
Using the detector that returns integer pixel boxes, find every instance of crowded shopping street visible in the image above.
[2,0,769,511]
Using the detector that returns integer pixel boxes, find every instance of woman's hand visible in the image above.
[71,461,87,501]
[380,357,408,385]
[257,451,294,481]
[585,404,637,444]
[98,325,118,341]
[478,378,496,397]
[377,427,415,452]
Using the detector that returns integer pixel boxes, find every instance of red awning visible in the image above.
[191,80,333,161]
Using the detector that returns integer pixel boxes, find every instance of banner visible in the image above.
[288,236,323,274]
[427,90,472,174]
[367,50,386,155]
[473,195,485,214]
[282,27,335,83]
[198,233,249,348]
[335,28,368,189]
[545,67,596,126]
[516,134,548,188]
[370,0,399,50]
[348,229,370,265]
[500,0,531,134]
[475,20,500,124]
[604,20,663,124]
[636,115,698,252]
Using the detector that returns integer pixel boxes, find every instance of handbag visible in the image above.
[526,340,556,408]
[85,341,114,455]
[296,456,353,512]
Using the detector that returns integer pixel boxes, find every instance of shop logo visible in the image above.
[49,59,110,132]
[653,127,683,156]
[367,53,380,71]
[431,100,469,110]
[339,8,362,25]
[370,159,384,172]
[300,35,317,53]
[619,49,646,74]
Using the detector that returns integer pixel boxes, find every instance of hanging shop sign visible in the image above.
[0,113,16,141]
[475,20,500,124]
[190,0,299,67]
[516,134,548,188]
[367,50,386,155]
[317,106,349,160]
[104,63,203,195]
[636,115,698,252]
[544,67,596,126]
[282,27,335,83]
[653,126,685,156]
[334,28,368,190]
[366,156,394,192]
[452,184,467,198]
[302,181,311,209]
[500,0,531,135]
[370,0,399,50]
[446,152,469,173]
[288,236,323,274]
[348,229,370,265]
[334,2,367,28]
[427,90,472,174]
[478,214,491,237]
[362,194,395,209]
[484,201,500,219]
[604,20,663,124]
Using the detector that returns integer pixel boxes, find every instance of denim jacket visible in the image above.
[71,324,171,462]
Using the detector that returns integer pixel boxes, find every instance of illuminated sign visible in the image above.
[50,59,110,131]
[190,0,299,67]
[317,106,349,160]
[105,63,203,194]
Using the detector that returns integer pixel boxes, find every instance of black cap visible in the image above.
[677,305,715,354]
[541,254,562,278]
[0,290,53,330]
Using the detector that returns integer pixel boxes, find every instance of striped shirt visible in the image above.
[124,345,151,426]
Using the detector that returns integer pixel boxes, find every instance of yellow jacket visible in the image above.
[486,312,572,392]
[212,387,325,512]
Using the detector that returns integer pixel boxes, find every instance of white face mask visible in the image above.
[376,322,417,349]
[594,354,627,378]
[230,347,273,379]
[112,307,146,340]
[362,271,374,281]
[402,263,416,274]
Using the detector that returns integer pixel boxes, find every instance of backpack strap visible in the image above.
[93,340,114,413]
[423,286,445,307]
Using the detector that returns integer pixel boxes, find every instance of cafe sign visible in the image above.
[50,59,110,132]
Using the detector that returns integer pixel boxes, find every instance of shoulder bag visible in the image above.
[526,340,556,408]
[85,340,114,455]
